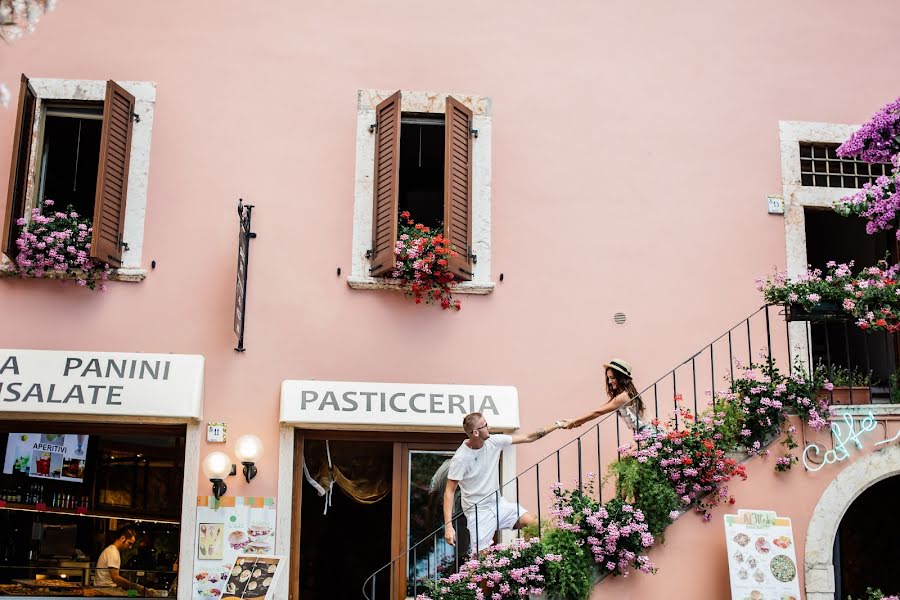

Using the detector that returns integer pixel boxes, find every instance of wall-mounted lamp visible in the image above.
[202,451,234,499]
[234,434,264,484]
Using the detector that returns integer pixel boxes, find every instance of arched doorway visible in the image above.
[835,475,900,598]
[805,444,900,600]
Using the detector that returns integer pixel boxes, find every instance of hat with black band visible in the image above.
[603,358,632,378]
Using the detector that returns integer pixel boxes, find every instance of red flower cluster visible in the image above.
[392,211,461,310]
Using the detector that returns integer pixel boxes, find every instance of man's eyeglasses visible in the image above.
[468,423,489,434]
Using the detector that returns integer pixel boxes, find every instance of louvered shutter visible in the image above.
[2,75,37,259]
[443,96,474,281]
[90,80,135,267]
[369,91,402,277]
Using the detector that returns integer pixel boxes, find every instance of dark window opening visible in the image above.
[398,114,444,230]
[804,208,898,391]
[37,103,103,220]
[836,475,900,598]
[799,142,892,189]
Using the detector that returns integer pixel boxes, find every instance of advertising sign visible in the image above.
[724,509,801,600]
[2,433,89,482]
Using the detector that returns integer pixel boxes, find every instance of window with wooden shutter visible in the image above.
[443,96,473,281]
[2,75,37,259]
[369,91,402,277]
[90,80,135,267]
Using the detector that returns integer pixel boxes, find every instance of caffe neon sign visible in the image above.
[803,411,900,472]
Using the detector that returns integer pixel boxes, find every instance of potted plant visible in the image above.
[820,364,874,405]
[390,211,461,310]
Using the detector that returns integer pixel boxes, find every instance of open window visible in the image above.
[2,76,137,268]
[368,91,474,281]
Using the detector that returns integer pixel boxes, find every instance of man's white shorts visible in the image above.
[464,497,528,554]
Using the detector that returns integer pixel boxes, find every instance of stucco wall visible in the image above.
[1,1,900,596]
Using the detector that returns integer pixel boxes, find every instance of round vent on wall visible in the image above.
[613,312,627,325]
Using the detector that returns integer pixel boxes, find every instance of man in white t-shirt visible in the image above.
[95,526,146,594]
[443,412,571,554]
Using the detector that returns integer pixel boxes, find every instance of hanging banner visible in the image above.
[233,200,256,353]
[724,509,801,600]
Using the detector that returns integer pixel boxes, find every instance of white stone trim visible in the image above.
[779,121,860,369]
[804,444,900,599]
[273,426,295,600]
[9,78,156,271]
[349,89,494,289]
[346,275,494,294]
[830,404,900,417]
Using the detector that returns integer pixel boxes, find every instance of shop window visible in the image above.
[1,76,156,275]
[349,90,494,292]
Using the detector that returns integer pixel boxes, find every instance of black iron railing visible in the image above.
[361,303,894,599]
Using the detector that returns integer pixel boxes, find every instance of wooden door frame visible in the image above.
[288,430,463,600]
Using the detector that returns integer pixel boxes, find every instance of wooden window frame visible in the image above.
[348,89,495,295]
[0,77,156,281]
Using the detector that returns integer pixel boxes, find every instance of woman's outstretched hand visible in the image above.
[562,419,578,429]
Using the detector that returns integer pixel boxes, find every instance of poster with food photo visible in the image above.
[192,497,276,600]
[221,555,283,600]
[724,509,800,600]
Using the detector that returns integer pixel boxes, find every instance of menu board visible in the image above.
[724,510,801,600]
[192,497,276,600]
[221,555,283,600]
[2,433,89,482]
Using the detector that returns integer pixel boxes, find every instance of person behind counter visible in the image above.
[94,526,146,594]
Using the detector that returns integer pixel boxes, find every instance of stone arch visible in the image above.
[805,444,900,600]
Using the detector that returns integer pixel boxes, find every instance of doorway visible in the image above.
[291,432,468,600]
[835,475,900,598]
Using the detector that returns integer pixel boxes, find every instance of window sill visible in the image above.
[0,266,147,282]
[346,276,495,295]
[830,404,900,417]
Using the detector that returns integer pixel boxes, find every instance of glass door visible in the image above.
[402,446,466,598]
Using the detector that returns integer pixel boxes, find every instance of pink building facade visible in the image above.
[0,1,898,599]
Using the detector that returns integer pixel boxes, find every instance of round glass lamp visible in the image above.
[234,435,263,483]
[202,451,232,498]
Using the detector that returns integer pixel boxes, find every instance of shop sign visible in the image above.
[280,380,520,430]
[802,411,900,472]
[0,349,204,419]
[724,509,801,600]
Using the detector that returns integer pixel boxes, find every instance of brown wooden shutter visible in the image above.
[90,80,135,267]
[369,91,402,277]
[2,75,37,259]
[443,96,474,281]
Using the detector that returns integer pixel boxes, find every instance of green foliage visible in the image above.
[847,587,899,600]
[519,518,552,540]
[541,528,596,600]
[712,397,744,451]
[606,457,680,539]
[822,362,874,387]
[889,371,900,404]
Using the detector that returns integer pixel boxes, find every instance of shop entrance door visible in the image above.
[291,432,464,600]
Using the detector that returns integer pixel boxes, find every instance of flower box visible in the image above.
[784,301,845,322]
[821,386,871,405]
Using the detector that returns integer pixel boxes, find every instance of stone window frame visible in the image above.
[780,121,863,367]
[347,89,495,294]
[2,78,157,282]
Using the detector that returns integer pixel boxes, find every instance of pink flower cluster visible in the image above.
[581,501,656,577]
[836,97,900,164]
[415,538,559,600]
[11,200,110,290]
[834,161,900,238]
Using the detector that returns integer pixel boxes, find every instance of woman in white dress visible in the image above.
[565,359,652,435]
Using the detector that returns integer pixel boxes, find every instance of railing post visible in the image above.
[536,464,541,538]
[747,319,753,364]
[595,423,602,503]
[673,370,679,429]
[577,437,583,489]
[710,343,715,397]
[728,330,734,382]
[765,304,773,367]
[692,356,698,415]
